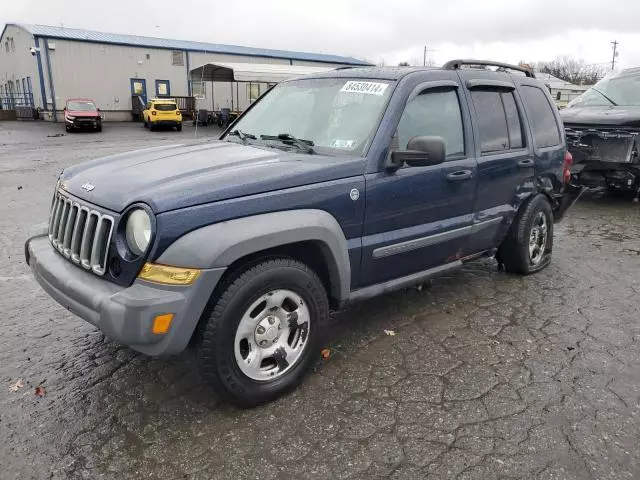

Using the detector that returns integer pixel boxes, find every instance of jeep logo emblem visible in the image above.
[81,183,95,192]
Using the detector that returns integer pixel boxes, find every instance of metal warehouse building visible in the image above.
[0,23,370,121]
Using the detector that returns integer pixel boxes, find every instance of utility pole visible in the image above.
[423,45,427,66]
[611,40,619,70]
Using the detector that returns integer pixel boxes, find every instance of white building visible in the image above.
[535,72,589,109]
[0,23,370,121]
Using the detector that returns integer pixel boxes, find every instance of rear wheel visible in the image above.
[497,194,553,275]
[196,257,329,407]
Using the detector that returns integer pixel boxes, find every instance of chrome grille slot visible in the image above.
[48,191,114,276]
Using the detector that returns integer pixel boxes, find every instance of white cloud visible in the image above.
[1,0,639,68]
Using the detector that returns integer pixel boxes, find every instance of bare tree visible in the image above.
[532,56,607,85]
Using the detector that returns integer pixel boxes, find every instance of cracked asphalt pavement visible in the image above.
[1,121,640,480]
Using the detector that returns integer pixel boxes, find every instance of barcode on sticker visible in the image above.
[340,81,389,95]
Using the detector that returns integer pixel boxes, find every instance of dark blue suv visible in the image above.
[25,60,581,406]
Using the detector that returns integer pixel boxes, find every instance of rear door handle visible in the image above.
[446,170,473,182]
[518,159,535,168]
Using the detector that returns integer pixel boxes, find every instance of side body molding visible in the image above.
[157,209,352,303]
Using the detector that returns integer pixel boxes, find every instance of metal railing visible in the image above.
[0,93,34,110]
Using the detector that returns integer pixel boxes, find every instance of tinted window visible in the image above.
[471,90,509,152]
[154,103,177,111]
[501,93,523,149]
[397,89,464,158]
[521,86,561,148]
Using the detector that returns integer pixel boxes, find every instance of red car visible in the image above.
[64,98,102,132]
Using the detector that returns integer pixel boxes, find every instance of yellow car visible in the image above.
[143,99,182,131]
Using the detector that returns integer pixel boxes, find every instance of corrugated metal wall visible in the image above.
[0,25,43,110]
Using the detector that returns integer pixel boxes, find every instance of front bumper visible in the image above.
[25,232,225,355]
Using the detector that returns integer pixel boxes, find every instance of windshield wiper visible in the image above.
[592,88,618,106]
[228,129,257,143]
[260,133,315,154]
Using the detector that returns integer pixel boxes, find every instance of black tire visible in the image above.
[497,194,554,275]
[149,123,155,131]
[176,123,182,132]
[197,257,329,407]
[65,125,72,133]
[96,124,102,132]
[143,120,148,129]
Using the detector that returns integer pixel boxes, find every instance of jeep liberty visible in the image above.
[25,60,582,406]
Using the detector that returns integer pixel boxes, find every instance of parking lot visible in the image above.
[1,120,640,480]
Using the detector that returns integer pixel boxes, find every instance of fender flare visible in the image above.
[157,209,351,303]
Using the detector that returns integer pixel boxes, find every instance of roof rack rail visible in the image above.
[443,59,535,78]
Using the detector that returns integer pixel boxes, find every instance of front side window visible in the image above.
[226,78,394,156]
[520,86,561,148]
[396,88,465,158]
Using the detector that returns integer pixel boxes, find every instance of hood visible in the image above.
[66,110,99,117]
[59,141,364,213]
[560,105,640,127]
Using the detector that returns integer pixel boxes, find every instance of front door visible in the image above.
[130,78,147,104]
[360,81,478,287]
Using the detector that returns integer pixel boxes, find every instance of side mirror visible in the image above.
[390,136,446,168]
[97,108,101,112]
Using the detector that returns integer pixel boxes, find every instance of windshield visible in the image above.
[67,101,97,111]
[224,78,394,155]
[567,69,640,107]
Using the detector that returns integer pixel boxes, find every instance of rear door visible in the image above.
[458,71,535,252]
[359,74,478,286]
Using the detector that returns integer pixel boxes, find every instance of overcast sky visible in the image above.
[2,0,640,69]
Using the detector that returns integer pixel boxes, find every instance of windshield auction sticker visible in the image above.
[340,81,389,95]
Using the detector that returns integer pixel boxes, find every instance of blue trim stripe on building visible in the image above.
[12,23,371,66]
[43,37,57,121]
[185,51,191,96]
[34,36,48,111]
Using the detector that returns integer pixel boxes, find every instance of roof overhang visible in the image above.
[189,62,336,83]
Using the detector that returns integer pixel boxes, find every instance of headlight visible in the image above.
[125,209,152,255]
[66,115,75,120]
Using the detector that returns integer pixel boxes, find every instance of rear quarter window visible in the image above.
[520,86,561,148]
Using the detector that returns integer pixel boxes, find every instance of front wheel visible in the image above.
[196,258,329,407]
[176,123,182,132]
[497,194,554,275]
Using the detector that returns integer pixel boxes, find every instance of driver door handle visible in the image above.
[446,169,473,182]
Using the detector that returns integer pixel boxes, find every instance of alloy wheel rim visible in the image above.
[528,211,548,265]
[234,289,310,381]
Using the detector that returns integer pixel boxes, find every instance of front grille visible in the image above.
[48,191,114,276]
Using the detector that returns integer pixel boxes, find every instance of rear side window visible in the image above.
[520,86,561,148]
[154,103,177,111]
[397,88,465,158]
[471,90,524,153]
